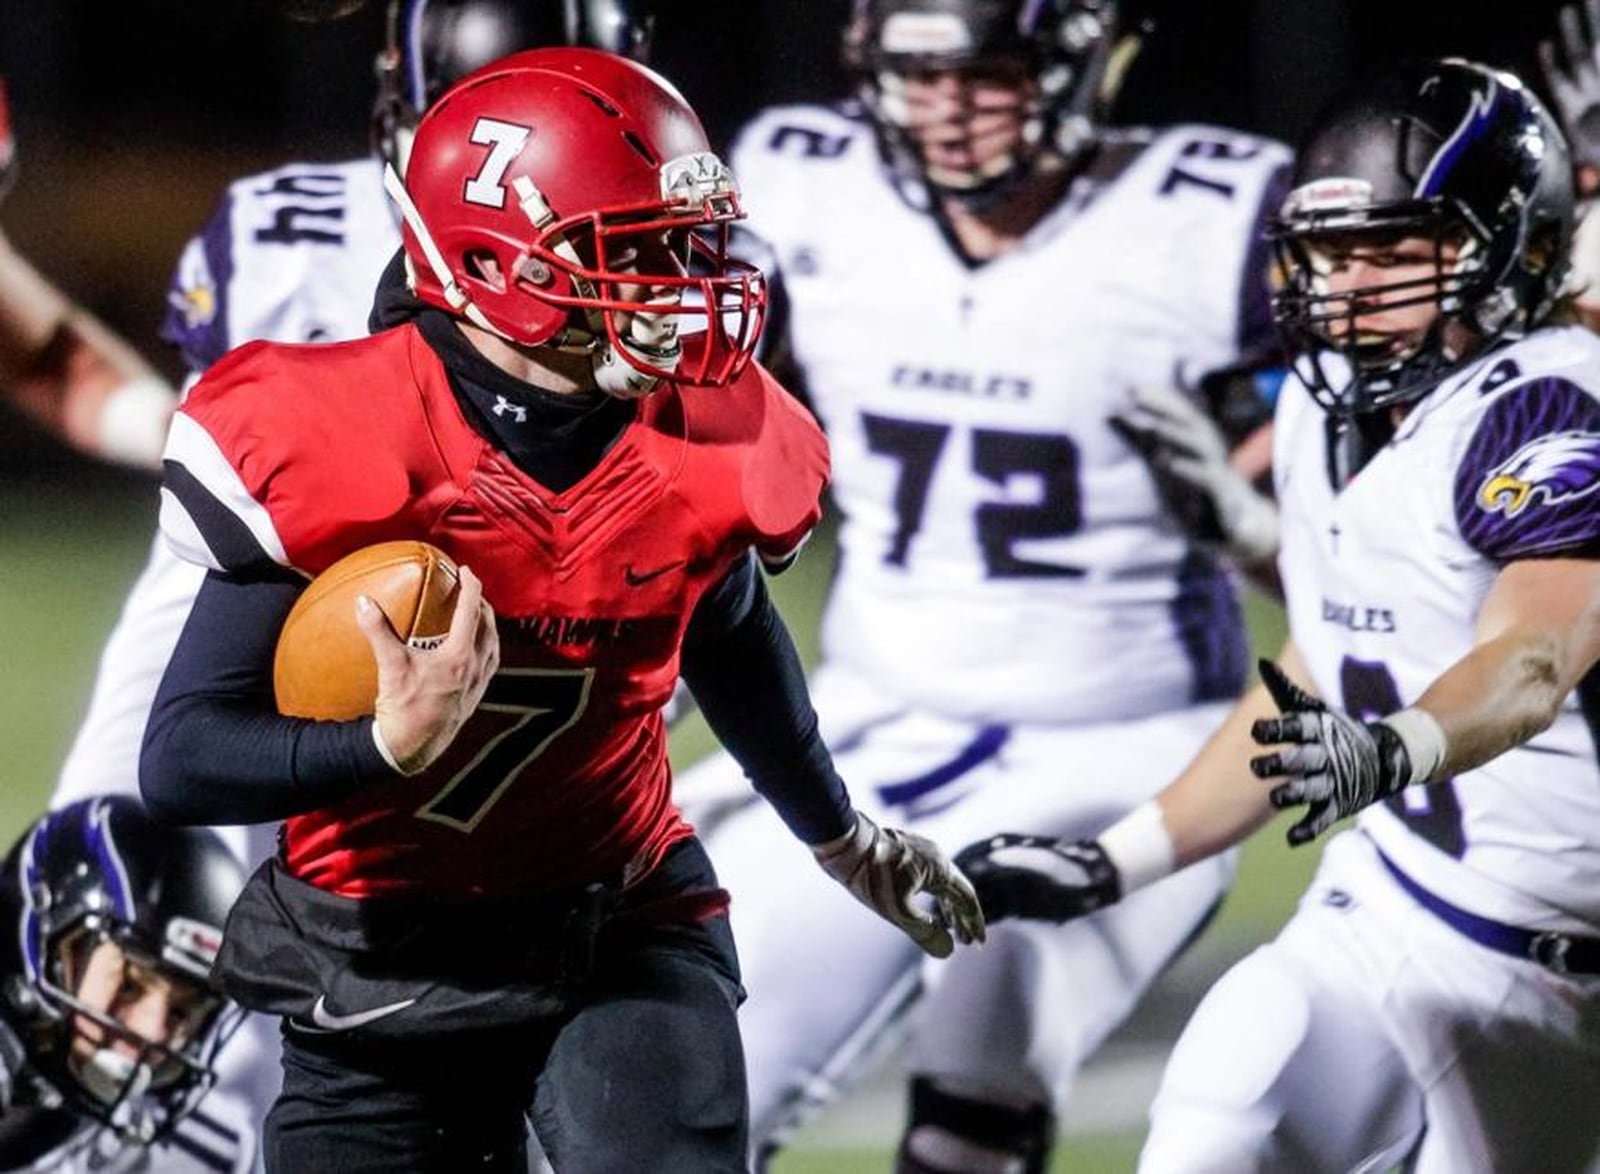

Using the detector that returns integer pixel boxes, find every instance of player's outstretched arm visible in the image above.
[360,565,500,775]
[1419,558,1600,766]
[0,226,176,472]
[1252,558,1600,845]
[0,77,174,469]
[958,645,1311,924]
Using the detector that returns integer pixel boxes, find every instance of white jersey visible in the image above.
[731,106,1289,725]
[0,1100,254,1174]
[1274,326,1600,933]
[50,157,401,1161]
[54,157,397,808]
[162,159,397,371]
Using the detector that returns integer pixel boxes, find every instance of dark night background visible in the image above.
[0,0,1579,474]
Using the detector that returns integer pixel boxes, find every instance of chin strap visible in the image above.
[381,162,506,339]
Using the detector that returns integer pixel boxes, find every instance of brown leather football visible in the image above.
[273,540,460,719]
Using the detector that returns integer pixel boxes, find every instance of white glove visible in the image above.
[1111,383,1279,564]
[1541,0,1600,172]
[812,812,986,958]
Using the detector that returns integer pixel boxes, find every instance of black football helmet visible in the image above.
[0,797,245,1142]
[372,0,658,171]
[843,0,1123,205]
[1271,58,1576,417]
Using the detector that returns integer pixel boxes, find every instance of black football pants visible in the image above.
[256,844,748,1173]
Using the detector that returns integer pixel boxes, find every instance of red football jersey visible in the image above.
[170,323,829,898]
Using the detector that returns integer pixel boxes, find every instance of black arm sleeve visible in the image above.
[140,569,396,826]
[680,553,853,845]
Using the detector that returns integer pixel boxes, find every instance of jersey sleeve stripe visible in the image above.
[160,412,290,573]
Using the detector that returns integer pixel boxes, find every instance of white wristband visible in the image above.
[1098,799,1177,895]
[1382,707,1449,785]
[370,719,409,776]
[98,376,177,471]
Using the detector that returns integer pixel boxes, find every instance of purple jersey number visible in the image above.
[1339,656,1466,858]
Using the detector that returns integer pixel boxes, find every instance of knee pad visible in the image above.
[895,1076,1055,1174]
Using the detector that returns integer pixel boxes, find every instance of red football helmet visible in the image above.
[387,47,766,393]
[0,76,16,203]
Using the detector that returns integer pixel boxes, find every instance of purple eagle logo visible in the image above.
[1477,431,1600,517]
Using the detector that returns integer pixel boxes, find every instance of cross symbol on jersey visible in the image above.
[492,395,528,423]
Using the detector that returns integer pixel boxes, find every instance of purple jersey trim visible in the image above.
[1455,377,1600,561]
[160,191,237,375]
[1237,160,1291,353]
[1172,549,1248,702]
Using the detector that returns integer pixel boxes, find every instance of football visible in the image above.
[274,540,461,720]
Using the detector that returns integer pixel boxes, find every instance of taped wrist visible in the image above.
[1098,799,1177,894]
[1377,706,1448,786]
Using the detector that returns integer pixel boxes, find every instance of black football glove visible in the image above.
[1249,659,1414,847]
[953,834,1121,925]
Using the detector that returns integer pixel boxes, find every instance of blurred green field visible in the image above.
[3,478,1321,1173]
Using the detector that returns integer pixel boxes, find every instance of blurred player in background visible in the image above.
[0,796,249,1172]
[47,0,662,1146]
[672,0,1288,1168]
[139,48,981,1172]
[0,77,176,472]
[959,58,1600,1172]
[1543,0,1600,331]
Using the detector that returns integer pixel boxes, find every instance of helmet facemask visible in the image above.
[1272,192,1494,416]
[2,798,245,1146]
[518,173,768,397]
[1270,60,1578,422]
[30,920,239,1144]
[845,0,1121,207]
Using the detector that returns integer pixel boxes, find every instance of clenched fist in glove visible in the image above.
[812,812,986,958]
[1250,659,1447,847]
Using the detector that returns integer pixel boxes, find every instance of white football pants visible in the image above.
[52,533,282,1170]
[1141,830,1600,1174]
[679,661,1237,1149]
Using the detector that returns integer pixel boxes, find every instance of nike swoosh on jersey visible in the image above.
[624,560,684,586]
[301,994,418,1032]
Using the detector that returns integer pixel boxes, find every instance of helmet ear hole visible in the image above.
[463,249,507,293]
[1524,221,1564,277]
